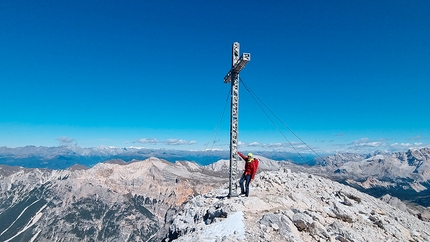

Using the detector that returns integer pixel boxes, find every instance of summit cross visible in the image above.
[223,42,250,197]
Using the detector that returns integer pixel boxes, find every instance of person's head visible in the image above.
[247,153,253,161]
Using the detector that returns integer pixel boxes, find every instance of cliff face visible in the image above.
[314,148,430,182]
[304,148,430,207]
[0,158,226,241]
[168,169,430,242]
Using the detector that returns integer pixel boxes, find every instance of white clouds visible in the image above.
[134,138,159,144]
[127,134,430,154]
[238,141,309,151]
[349,138,386,148]
[332,138,388,153]
[164,139,197,146]
[408,135,422,141]
[134,138,196,146]
[248,142,261,147]
[390,142,424,151]
[266,142,285,148]
[56,136,77,146]
[331,137,429,153]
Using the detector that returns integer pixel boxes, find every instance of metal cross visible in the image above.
[223,42,250,197]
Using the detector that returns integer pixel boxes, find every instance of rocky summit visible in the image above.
[168,169,430,242]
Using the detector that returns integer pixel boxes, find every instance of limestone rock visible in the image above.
[168,170,430,242]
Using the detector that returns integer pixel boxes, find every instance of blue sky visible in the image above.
[1,0,429,154]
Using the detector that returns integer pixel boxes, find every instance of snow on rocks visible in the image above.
[168,169,430,242]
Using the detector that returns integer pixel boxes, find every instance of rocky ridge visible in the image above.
[315,148,430,182]
[169,169,430,241]
[0,157,227,241]
[306,148,430,207]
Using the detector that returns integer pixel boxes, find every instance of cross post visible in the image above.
[223,42,250,197]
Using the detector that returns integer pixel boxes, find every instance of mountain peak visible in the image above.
[169,169,430,241]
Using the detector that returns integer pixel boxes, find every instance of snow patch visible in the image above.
[184,161,201,171]
[177,211,245,241]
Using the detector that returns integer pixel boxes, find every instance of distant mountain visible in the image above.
[314,148,430,181]
[203,155,281,173]
[2,145,429,213]
[310,148,430,207]
[0,146,225,169]
[0,145,311,169]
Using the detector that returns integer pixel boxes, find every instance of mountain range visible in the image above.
[310,148,430,207]
[1,154,429,241]
[1,146,430,207]
[0,145,310,169]
[0,157,227,241]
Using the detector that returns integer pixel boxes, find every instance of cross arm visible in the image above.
[223,53,251,83]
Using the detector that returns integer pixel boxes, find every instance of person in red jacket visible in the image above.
[238,151,259,197]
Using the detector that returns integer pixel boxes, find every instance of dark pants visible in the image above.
[239,174,252,197]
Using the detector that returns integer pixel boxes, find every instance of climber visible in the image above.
[238,151,259,197]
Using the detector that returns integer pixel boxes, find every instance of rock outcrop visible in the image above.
[315,148,430,182]
[168,169,430,241]
[307,148,430,208]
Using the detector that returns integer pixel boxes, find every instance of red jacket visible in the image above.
[238,152,259,180]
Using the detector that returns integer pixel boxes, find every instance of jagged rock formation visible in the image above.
[314,148,430,182]
[308,148,430,207]
[0,158,226,241]
[314,153,368,167]
[168,169,430,241]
